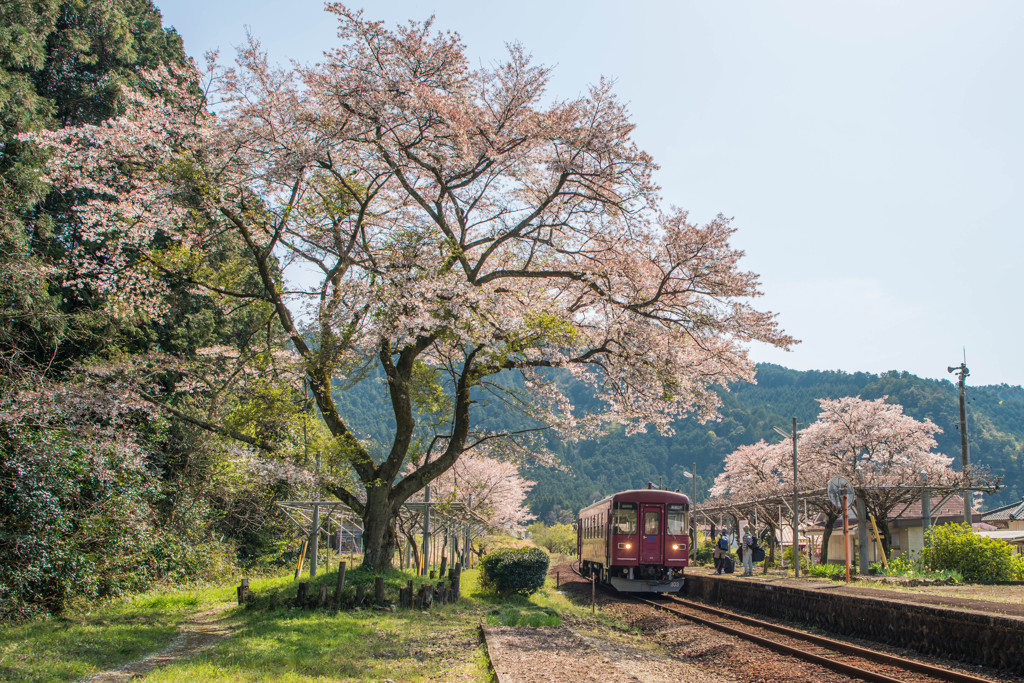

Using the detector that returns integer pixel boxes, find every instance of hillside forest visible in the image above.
[525,363,1024,523]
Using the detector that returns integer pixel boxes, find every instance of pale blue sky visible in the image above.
[156,0,1024,386]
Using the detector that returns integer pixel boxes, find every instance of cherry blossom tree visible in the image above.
[397,451,535,568]
[710,440,789,501]
[712,397,958,560]
[798,396,956,555]
[709,439,791,566]
[24,6,794,569]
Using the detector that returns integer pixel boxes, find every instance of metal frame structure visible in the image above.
[277,498,491,578]
[695,479,1001,575]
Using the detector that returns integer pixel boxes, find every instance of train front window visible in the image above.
[613,509,636,535]
[667,511,686,535]
[643,511,660,535]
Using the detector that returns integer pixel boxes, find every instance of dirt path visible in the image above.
[80,602,236,682]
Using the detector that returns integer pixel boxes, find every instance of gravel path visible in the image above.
[482,624,724,682]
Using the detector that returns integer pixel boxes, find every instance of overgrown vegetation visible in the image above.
[0,0,298,621]
[528,522,576,556]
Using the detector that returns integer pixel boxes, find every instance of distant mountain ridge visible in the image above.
[525,363,1024,523]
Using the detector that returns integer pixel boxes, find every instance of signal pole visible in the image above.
[948,362,971,525]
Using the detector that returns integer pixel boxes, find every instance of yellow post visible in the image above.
[294,540,308,580]
[868,514,890,573]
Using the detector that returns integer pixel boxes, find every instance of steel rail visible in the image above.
[569,564,992,683]
[635,594,994,683]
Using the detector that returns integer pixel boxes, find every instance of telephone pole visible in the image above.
[948,362,971,525]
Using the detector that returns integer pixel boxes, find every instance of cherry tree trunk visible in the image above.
[876,515,893,558]
[361,489,399,571]
[821,524,834,565]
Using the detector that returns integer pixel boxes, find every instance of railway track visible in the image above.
[635,593,997,683]
[570,564,996,683]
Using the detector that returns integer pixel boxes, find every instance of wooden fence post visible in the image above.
[450,563,462,601]
[374,576,385,606]
[318,584,329,608]
[334,561,346,609]
[237,578,250,605]
[354,585,366,607]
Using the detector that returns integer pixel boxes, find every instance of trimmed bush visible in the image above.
[919,523,1014,583]
[479,547,549,597]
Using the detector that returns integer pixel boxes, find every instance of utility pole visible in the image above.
[948,362,971,525]
[691,461,697,541]
[310,450,321,578]
[422,482,431,575]
[791,417,799,578]
[774,420,800,577]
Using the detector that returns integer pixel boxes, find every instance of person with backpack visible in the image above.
[713,532,729,574]
[742,526,756,576]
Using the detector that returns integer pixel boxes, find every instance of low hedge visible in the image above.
[479,547,549,597]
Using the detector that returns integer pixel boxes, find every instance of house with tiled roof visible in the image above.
[980,498,1024,531]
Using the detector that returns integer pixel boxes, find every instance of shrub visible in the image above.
[693,538,715,566]
[919,523,1014,583]
[781,547,810,572]
[480,547,549,597]
[1011,554,1024,581]
[808,562,846,580]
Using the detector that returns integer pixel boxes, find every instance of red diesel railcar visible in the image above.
[577,487,690,592]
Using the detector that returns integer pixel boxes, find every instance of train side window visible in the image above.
[667,511,686,535]
[644,511,660,535]
[613,509,636,535]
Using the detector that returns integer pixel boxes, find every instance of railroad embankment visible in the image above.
[688,572,1024,674]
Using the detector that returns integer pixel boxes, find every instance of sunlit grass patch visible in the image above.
[485,606,561,627]
[143,598,490,682]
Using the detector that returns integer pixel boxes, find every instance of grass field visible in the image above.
[0,562,600,682]
[0,584,232,682]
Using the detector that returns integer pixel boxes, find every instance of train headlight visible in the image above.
[672,544,679,550]
[624,543,631,550]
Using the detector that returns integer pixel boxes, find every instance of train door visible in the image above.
[640,504,663,563]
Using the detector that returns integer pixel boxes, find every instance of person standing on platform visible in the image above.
[742,526,755,576]
[713,532,728,573]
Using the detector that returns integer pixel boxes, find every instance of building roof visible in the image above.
[977,529,1024,544]
[890,495,969,521]
[980,498,1024,522]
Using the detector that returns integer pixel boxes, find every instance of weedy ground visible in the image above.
[0,564,612,682]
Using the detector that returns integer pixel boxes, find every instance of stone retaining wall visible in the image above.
[686,575,1024,674]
